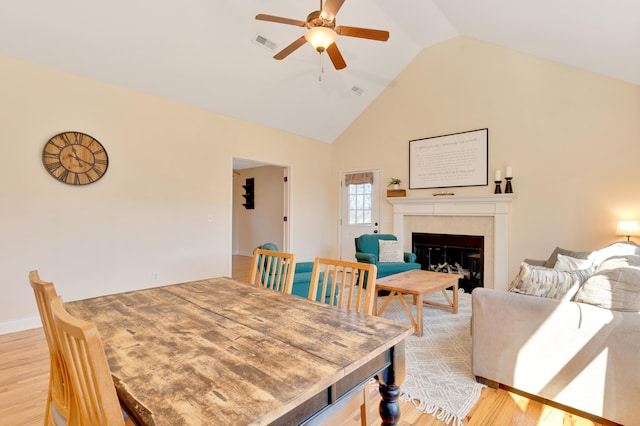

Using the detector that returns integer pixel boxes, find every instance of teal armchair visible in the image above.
[354,234,421,279]
[253,243,336,303]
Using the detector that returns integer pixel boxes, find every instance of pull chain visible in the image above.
[318,54,325,82]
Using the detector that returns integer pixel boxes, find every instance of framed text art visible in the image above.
[409,128,488,189]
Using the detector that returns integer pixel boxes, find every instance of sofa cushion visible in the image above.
[376,262,421,279]
[509,262,593,301]
[543,247,592,268]
[378,240,403,262]
[573,255,640,311]
[291,271,338,303]
[554,253,593,271]
[587,241,640,268]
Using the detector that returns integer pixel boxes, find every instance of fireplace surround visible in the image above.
[387,195,514,291]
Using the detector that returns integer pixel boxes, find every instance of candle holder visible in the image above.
[494,180,502,194]
[505,177,513,193]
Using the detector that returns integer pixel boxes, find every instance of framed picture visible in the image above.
[409,128,488,189]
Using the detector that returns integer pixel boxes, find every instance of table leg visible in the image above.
[452,282,459,314]
[377,344,405,426]
[377,291,397,316]
[415,293,423,337]
[396,293,418,334]
[379,384,400,425]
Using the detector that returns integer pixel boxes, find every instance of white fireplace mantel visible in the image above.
[387,194,515,291]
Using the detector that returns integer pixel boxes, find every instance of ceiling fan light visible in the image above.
[305,27,336,52]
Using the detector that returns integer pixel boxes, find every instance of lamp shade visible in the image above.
[304,27,337,52]
[616,220,640,237]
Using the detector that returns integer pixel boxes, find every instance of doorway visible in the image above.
[232,158,290,263]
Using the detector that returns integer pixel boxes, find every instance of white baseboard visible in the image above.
[234,250,253,257]
[0,316,42,335]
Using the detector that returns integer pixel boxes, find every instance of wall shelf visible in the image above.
[242,178,254,209]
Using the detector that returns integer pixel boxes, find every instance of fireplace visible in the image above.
[387,194,514,291]
[412,233,484,293]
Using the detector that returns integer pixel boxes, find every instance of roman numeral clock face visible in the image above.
[42,132,109,185]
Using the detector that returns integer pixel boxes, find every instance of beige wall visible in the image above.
[232,165,285,255]
[5,36,640,330]
[333,37,640,286]
[0,54,334,331]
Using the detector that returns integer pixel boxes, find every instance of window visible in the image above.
[345,172,373,225]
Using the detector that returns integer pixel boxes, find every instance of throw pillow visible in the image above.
[573,255,640,311]
[378,240,404,263]
[543,247,592,268]
[587,241,640,268]
[509,262,593,301]
[554,253,593,271]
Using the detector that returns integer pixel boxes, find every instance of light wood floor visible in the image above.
[1,256,604,426]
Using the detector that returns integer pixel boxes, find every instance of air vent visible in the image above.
[351,86,364,95]
[254,34,277,51]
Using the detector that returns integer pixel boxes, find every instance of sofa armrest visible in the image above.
[523,258,546,266]
[471,287,640,425]
[404,252,417,263]
[355,252,377,264]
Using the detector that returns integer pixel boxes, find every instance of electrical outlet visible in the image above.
[152,272,159,281]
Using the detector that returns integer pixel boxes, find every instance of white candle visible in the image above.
[506,166,512,178]
[495,170,501,181]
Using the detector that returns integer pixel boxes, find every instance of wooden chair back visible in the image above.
[308,258,378,426]
[248,248,296,294]
[308,258,378,315]
[29,270,71,425]
[50,296,125,426]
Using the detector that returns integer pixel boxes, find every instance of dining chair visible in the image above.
[28,270,71,426]
[308,257,378,315]
[307,258,378,426]
[248,248,297,294]
[50,296,127,426]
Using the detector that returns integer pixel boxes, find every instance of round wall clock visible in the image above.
[42,131,109,185]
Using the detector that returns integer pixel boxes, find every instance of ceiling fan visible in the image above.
[255,0,389,70]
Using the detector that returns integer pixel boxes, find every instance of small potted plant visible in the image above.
[388,178,401,190]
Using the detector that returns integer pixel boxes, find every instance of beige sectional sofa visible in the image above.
[471,242,640,425]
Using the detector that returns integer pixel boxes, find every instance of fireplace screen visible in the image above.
[412,232,484,292]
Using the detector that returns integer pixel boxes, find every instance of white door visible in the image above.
[339,169,381,261]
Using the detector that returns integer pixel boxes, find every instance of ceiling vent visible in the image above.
[351,86,364,95]
[254,34,277,51]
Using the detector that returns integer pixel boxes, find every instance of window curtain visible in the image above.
[345,172,373,185]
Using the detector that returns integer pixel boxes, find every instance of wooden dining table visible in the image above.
[64,277,413,425]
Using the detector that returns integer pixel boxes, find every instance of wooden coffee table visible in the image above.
[376,269,459,337]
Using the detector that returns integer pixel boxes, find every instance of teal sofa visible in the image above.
[253,243,336,303]
[354,234,421,279]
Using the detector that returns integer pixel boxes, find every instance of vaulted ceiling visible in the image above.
[1,1,638,143]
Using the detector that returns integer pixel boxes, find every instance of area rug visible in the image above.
[377,289,485,426]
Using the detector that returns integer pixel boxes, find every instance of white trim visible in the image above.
[388,194,515,291]
[0,317,42,335]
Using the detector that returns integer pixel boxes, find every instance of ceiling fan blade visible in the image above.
[326,43,346,70]
[321,0,346,20]
[255,14,306,27]
[336,26,389,41]
[273,36,307,60]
